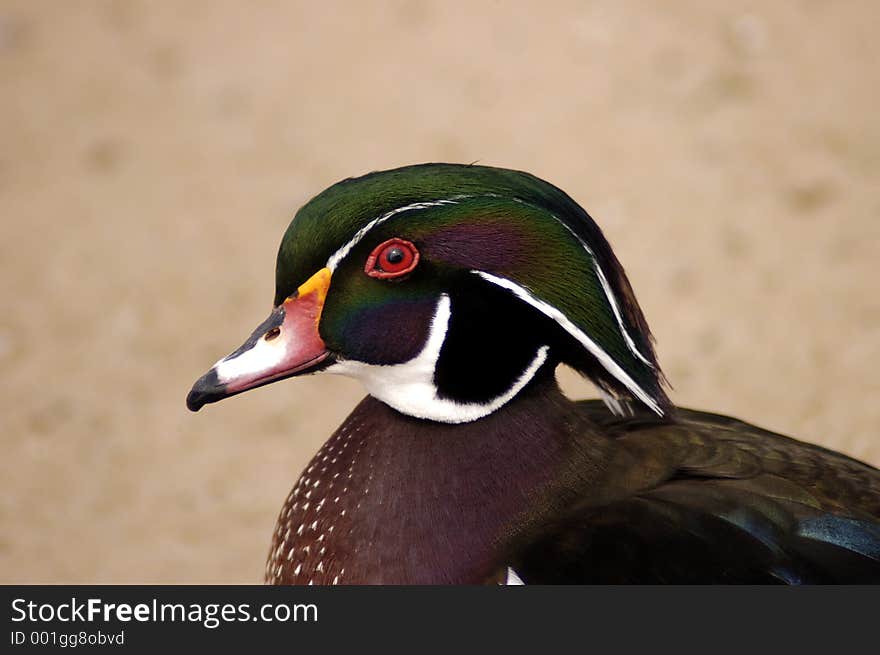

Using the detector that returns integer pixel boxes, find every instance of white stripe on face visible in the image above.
[591,255,654,368]
[326,294,550,424]
[474,271,664,416]
[326,199,459,271]
[325,194,653,368]
[542,210,654,368]
[506,196,654,368]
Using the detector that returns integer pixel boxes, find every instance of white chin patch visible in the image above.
[326,294,549,424]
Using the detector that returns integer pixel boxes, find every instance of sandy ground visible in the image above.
[1,1,878,583]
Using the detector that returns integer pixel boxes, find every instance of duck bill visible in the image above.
[186,268,332,412]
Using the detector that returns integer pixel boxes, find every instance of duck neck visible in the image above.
[265,374,603,584]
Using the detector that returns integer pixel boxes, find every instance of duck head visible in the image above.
[187,163,670,422]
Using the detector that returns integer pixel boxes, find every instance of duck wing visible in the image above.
[511,402,880,583]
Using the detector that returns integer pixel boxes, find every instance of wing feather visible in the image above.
[510,401,880,583]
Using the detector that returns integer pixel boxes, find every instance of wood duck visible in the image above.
[187,163,880,584]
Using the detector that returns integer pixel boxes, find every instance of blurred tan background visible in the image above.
[1,1,878,583]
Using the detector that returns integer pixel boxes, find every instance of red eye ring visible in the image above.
[365,238,420,279]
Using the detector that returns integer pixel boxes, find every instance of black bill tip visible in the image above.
[186,369,227,412]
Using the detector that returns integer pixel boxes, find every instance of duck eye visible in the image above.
[365,238,419,279]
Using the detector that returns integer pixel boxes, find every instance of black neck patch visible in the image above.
[433,276,559,405]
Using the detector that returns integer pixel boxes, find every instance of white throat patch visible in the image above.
[326,294,549,424]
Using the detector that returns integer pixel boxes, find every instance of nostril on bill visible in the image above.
[265,327,281,341]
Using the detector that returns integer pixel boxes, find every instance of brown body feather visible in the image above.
[266,377,880,584]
